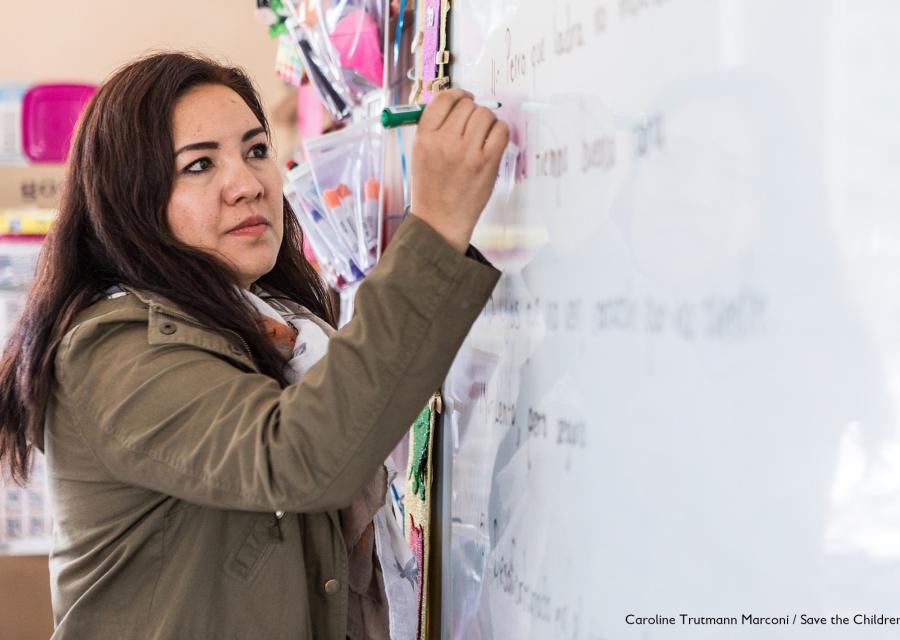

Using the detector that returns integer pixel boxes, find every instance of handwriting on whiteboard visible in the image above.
[490,530,609,640]
[481,287,768,343]
[490,0,674,95]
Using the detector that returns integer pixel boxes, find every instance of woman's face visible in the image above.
[167,83,283,289]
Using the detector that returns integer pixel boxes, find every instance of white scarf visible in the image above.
[242,288,329,382]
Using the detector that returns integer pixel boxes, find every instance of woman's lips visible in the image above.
[227,215,270,236]
[227,222,269,237]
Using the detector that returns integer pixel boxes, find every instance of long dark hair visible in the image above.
[0,52,334,483]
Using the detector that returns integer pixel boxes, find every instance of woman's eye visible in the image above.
[248,143,269,159]
[183,157,212,173]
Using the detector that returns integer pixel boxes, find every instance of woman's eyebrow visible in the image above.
[242,126,267,142]
[174,127,267,157]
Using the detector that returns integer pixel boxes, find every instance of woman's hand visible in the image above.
[410,89,510,252]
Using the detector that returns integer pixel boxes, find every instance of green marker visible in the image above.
[381,100,502,128]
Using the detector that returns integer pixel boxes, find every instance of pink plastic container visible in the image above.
[21,83,96,164]
[329,10,383,88]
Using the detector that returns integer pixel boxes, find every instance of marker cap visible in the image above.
[323,189,341,208]
[364,178,380,200]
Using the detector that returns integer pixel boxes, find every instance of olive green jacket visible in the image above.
[44,215,499,639]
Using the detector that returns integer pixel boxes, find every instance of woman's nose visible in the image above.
[223,160,264,205]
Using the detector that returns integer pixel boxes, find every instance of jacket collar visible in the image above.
[121,285,205,325]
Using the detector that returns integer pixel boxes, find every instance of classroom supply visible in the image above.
[281,0,354,120]
[362,177,380,254]
[303,120,383,270]
[274,35,305,86]
[322,187,359,253]
[284,162,364,290]
[277,0,386,120]
[329,8,384,88]
[410,0,451,103]
[380,100,501,128]
[21,83,95,163]
[254,0,303,90]
[296,36,352,120]
[438,2,900,640]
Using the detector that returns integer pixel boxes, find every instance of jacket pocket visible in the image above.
[223,515,279,584]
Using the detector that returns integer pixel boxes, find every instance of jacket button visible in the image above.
[159,322,177,335]
[324,578,340,595]
[228,343,243,356]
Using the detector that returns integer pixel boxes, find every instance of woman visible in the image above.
[0,53,507,639]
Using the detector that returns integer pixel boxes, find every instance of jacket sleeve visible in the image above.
[55,215,500,513]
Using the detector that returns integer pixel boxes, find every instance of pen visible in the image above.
[381,100,503,128]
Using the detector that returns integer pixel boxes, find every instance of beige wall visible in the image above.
[0,1,297,208]
[0,0,287,108]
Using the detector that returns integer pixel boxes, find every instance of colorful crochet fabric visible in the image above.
[408,404,431,500]
[403,392,441,640]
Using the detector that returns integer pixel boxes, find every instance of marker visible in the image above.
[323,188,359,254]
[336,183,371,267]
[306,200,365,283]
[284,183,342,284]
[363,178,380,258]
[381,100,502,128]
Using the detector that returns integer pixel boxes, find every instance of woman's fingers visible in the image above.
[463,107,498,149]
[417,89,474,132]
[484,119,510,159]
[442,98,478,136]
[410,88,509,252]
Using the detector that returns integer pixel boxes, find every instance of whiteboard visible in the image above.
[441,1,900,638]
